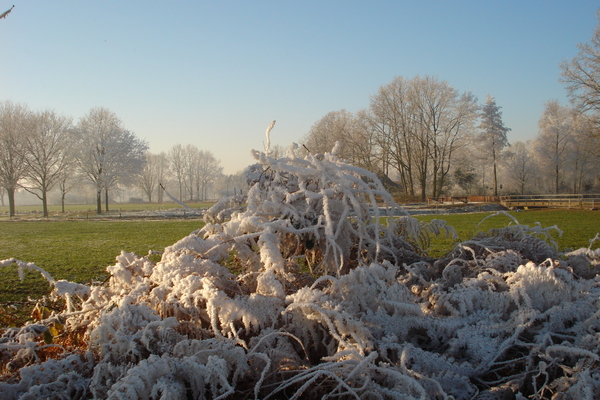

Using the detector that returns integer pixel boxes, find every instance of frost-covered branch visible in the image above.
[3,128,600,399]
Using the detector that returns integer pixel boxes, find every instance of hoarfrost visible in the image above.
[1,135,600,399]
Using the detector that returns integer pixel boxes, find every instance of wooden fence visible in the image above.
[499,194,600,210]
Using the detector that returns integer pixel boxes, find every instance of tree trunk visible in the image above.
[554,137,560,194]
[96,189,102,214]
[7,187,16,217]
[420,172,427,202]
[493,162,498,197]
[105,189,110,211]
[42,191,48,218]
[481,165,486,194]
[555,165,560,194]
[432,167,438,199]
[492,148,499,197]
[61,192,66,213]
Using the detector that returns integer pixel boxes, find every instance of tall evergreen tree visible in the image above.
[478,95,510,196]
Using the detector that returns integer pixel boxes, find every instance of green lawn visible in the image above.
[0,201,214,220]
[415,209,600,257]
[0,209,598,324]
[0,220,205,304]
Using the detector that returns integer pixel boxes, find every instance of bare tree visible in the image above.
[21,110,73,217]
[422,85,478,199]
[102,129,147,210]
[536,100,574,194]
[137,152,159,202]
[560,11,600,165]
[196,150,223,201]
[560,10,600,120]
[350,110,381,172]
[567,112,600,192]
[303,110,354,155]
[303,109,380,173]
[503,141,534,195]
[137,152,170,202]
[369,76,477,201]
[73,107,147,214]
[57,165,80,213]
[215,171,249,197]
[168,144,186,200]
[166,145,223,202]
[182,144,199,201]
[0,101,31,217]
[478,94,511,196]
[154,152,169,203]
[369,76,418,196]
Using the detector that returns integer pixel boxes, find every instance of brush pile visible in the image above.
[1,141,600,399]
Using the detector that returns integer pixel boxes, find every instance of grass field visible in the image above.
[0,202,214,220]
[0,209,598,324]
[415,209,600,257]
[0,220,205,305]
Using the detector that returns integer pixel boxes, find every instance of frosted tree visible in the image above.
[56,164,80,213]
[182,144,199,201]
[136,153,161,202]
[429,88,479,199]
[369,76,477,200]
[568,112,600,192]
[168,144,186,200]
[21,110,73,217]
[72,107,148,214]
[478,94,510,196]
[154,152,169,203]
[560,10,600,162]
[452,146,480,195]
[214,171,249,197]
[410,76,478,200]
[303,109,380,173]
[195,150,223,201]
[303,110,353,155]
[560,10,600,120]
[0,101,31,217]
[348,109,381,172]
[369,76,419,196]
[136,152,170,203]
[536,100,573,194]
[101,129,147,209]
[503,140,535,194]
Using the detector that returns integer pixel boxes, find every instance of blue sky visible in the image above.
[1,1,598,174]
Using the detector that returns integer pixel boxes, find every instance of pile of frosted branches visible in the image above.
[1,140,600,399]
